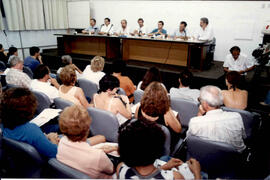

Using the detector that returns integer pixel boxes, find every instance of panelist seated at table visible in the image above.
[173,21,190,40]
[114,19,131,37]
[131,18,147,36]
[98,17,114,35]
[148,21,167,37]
[82,18,98,34]
[194,17,214,41]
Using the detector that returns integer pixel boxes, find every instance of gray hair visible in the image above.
[9,55,23,67]
[199,85,223,108]
[200,17,209,25]
[61,55,72,65]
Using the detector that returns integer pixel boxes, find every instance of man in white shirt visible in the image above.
[131,18,147,36]
[115,19,130,36]
[6,55,31,89]
[82,18,98,34]
[99,17,114,35]
[196,17,214,41]
[31,64,60,103]
[187,85,246,152]
[173,21,189,40]
[223,46,255,75]
[170,69,200,102]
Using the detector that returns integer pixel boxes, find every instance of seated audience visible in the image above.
[82,56,105,86]
[187,85,246,152]
[59,65,91,108]
[6,56,31,88]
[135,82,182,134]
[170,69,200,103]
[7,46,18,60]
[31,64,60,103]
[222,71,248,110]
[1,88,58,158]
[57,55,82,78]
[57,105,114,179]
[137,67,164,91]
[112,60,136,103]
[117,119,201,179]
[24,46,43,72]
[0,44,8,64]
[92,75,132,124]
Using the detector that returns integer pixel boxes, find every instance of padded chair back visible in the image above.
[186,135,241,178]
[0,60,6,72]
[160,125,171,156]
[134,89,144,104]
[170,98,199,127]
[32,91,51,115]
[54,97,74,110]
[6,83,20,89]
[23,66,33,79]
[221,107,261,141]
[48,158,91,179]
[2,137,44,178]
[78,78,98,100]
[87,107,119,142]
[117,88,126,95]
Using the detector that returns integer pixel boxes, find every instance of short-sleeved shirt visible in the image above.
[151,28,167,35]
[173,28,189,37]
[100,24,114,34]
[196,25,214,41]
[6,68,31,89]
[223,53,254,73]
[24,56,40,72]
[116,27,130,36]
[84,25,98,33]
[135,26,147,35]
[114,75,136,103]
[169,87,200,103]
[3,122,57,159]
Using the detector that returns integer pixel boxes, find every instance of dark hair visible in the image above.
[112,60,126,73]
[118,119,165,167]
[8,46,18,57]
[200,17,209,25]
[30,46,40,56]
[90,18,96,23]
[141,67,162,90]
[34,64,50,79]
[179,69,193,87]
[180,21,187,27]
[138,18,144,22]
[105,17,110,22]
[226,71,241,91]
[98,74,120,93]
[230,46,241,54]
[1,88,37,129]
[0,44,3,49]
[158,21,164,26]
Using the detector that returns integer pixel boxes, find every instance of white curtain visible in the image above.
[3,0,25,30]
[43,0,68,29]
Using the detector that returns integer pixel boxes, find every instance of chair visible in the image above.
[0,60,6,72]
[134,89,144,104]
[6,83,19,89]
[77,78,98,100]
[47,158,91,179]
[160,125,171,156]
[117,88,126,95]
[23,66,33,79]
[87,107,119,142]
[1,137,44,178]
[32,91,51,115]
[186,135,241,178]
[54,97,74,110]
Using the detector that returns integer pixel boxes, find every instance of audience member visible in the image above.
[31,64,60,103]
[222,71,248,110]
[59,65,91,108]
[137,67,164,91]
[187,85,246,152]
[7,46,18,60]
[1,88,58,158]
[57,105,114,178]
[112,60,136,103]
[24,46,43,72]
[6,56,31,88]
[0,44,8,64]
[170,69,200,103]
[82,56,105,86]
[57,55,82,78]
[117,119,201,179]
[92,75,132,125]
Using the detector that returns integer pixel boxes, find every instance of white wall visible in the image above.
[90,0,270,61]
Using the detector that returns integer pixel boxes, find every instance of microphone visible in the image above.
[183,29,187,40]
[107,24,113,36]
[3,30,7,37]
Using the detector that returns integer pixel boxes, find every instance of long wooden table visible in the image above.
[55,33,210,70]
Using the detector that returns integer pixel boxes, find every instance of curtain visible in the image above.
[43,0,68,29]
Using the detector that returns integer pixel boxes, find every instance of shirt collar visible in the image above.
[205,109,223,115]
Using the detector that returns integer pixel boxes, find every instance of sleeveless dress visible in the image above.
[59,85,82,106]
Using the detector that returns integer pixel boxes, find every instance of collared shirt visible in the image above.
[173,28,189,38]
[6,68,31,89]
[135,25,147,35]
[197,25,214,41]
[223,53,254,72]
[81,65,105,87]
[169,87,200,103]
[187,109,246,152]
[24,56,40,72]
[151,28,167,35]
[116,27,130,36]
[100,24,114,34]
[31,79,59,103]
[84,25,98,33]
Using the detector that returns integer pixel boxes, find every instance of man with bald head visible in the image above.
[187,85,246,152]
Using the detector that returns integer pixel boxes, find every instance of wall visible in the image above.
[90,0,270,61]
